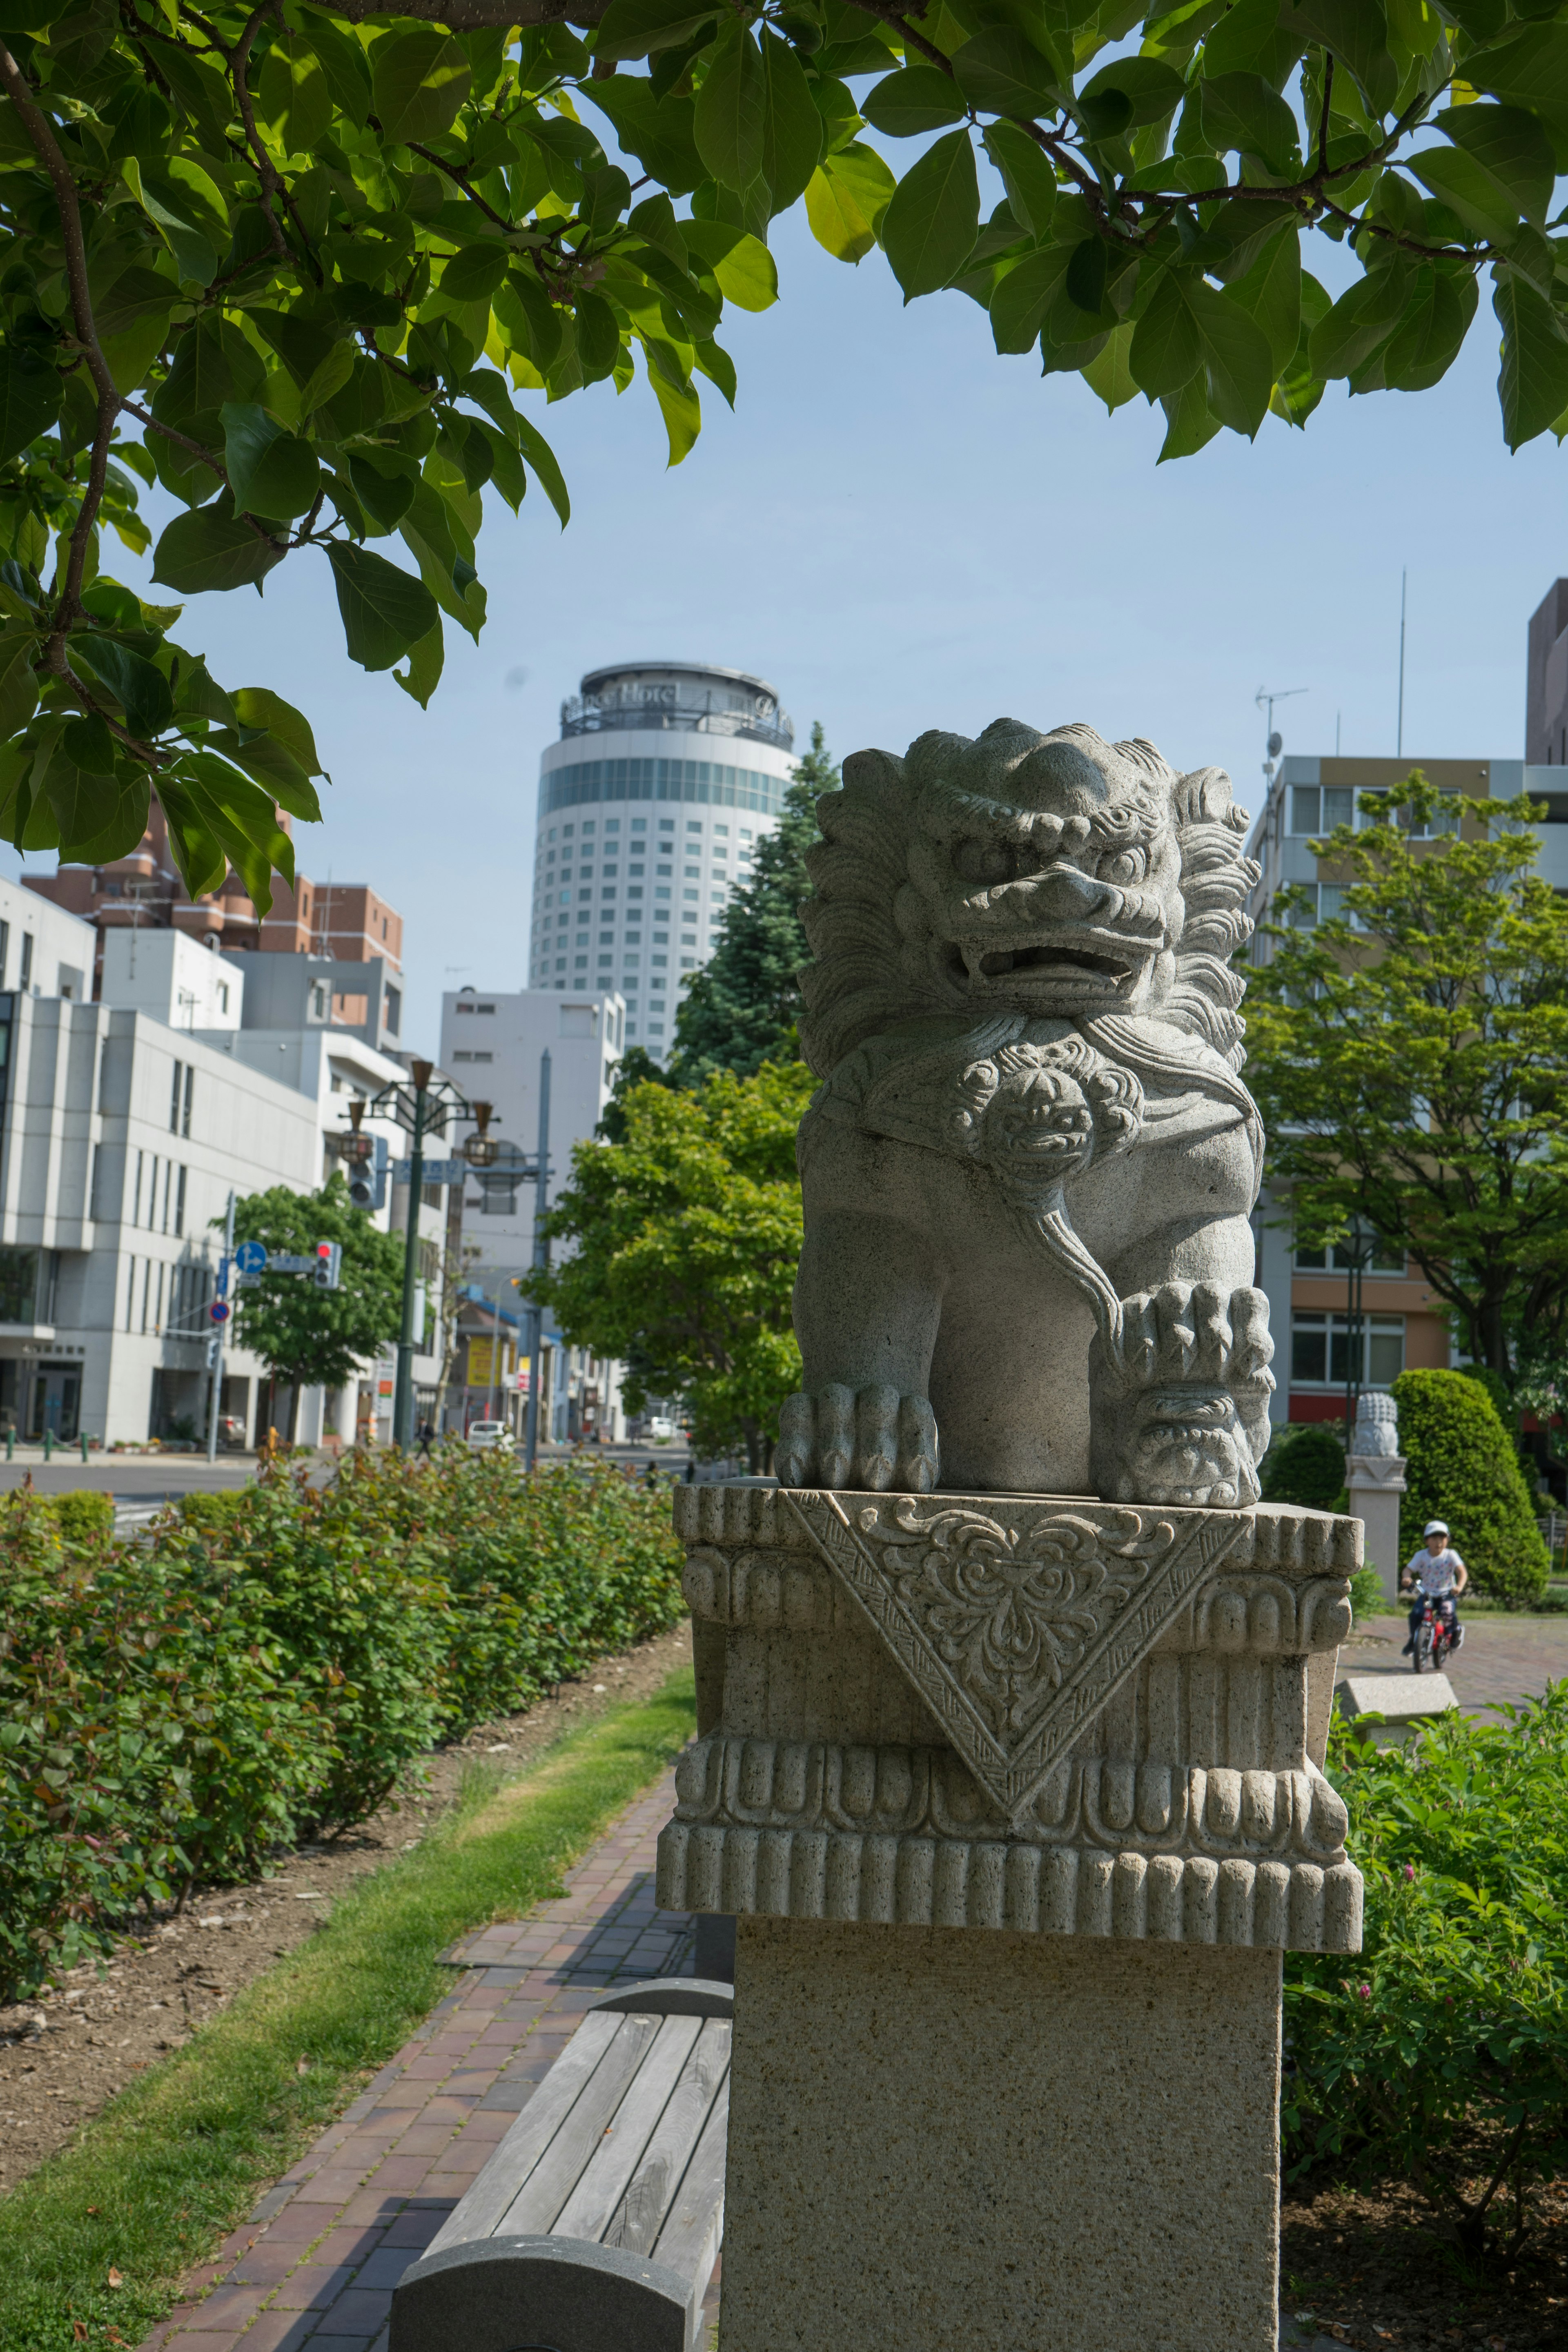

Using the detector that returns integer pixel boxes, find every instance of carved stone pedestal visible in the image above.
[1345,1452,1408,1606]
[657,1483,1363,2352]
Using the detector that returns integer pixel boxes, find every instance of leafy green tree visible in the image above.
[1,9,1564,888]
[1259,1421,1345,1514]
[227,1172,402,1437]
[670,722,835,1085]
[523,1059,812,1467]
[597,1042,676,1141]
[1390,1368,1548,1606]
[1246,773,1568,1382]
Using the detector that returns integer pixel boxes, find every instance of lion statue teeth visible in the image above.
[777,718,1276,1505]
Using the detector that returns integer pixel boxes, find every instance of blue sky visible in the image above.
[10,198,1566,1049]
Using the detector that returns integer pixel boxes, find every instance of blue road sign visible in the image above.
[210,1300,231,1323]
[234,1241,267,1276]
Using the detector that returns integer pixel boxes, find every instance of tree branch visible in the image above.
[328,0,606,25]
[232,2,324,284]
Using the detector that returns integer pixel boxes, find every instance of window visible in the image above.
[310,980,327,1020]
[0,1245,38,1323]
[475,1002,495,1014]
[385,986,401,1036]
[1291,1312,1405,1385]
[633,818,646,832]
[89,1143,103,1221]
[182,1064,193,1138]
[687,820,702,833]
[125,1255,135,1331]
[715,823,728,837]
[456,999,474,1013]
[218,982,229,1014]
[1290,784,1356,836]
[175,1165,186,1237]
[18,933,31,992]
[133,1149,144,1225]
[162,1158,173,1233]
[1294,1235,1405,1275]
[170,1061,183,1132]
[0,919,8,986]
[453,1049,494,1062]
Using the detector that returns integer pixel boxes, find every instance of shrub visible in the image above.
[0,1453,684,2000]
[41,1491,115,1548]
[1391,1369,1549,1605]
[1261,1422,1346,1512]
[1284,1691,1568,2263]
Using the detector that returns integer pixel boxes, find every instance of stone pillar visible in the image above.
[1345,1455,1406,1606]
[657,1482,1363,2352]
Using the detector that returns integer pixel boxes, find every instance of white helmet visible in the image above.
[1424,1520,1449,1538]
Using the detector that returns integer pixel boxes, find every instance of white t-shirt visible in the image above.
[1407,1546,1464,1598]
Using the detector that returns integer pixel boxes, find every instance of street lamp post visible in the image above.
[359,1059,479,1451]
[523,1049,552,1474]
[1342,1213,1376,1439]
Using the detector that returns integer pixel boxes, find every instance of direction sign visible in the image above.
[209,1300,231,1324]
[234,1241,267,1276]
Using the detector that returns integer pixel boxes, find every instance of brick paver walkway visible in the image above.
[136,1775,705,2352]
[1341,1609,1568,1719]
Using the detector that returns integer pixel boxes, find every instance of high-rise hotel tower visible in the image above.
[527,660,797,1053]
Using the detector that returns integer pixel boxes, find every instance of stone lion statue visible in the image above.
[775,718,1276,1507]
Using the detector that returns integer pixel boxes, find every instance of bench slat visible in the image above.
[497,2010,663,2238]
[551,2015,703,2246]
[649,2072,729,2299]
[604,2018,731,2260]
[423,2008,623,2261]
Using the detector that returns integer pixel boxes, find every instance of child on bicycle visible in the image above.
[1400,1519,1467,1655]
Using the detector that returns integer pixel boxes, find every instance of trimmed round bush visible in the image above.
[1390,1368,1548,1606]
[1260,1422,1346,1513]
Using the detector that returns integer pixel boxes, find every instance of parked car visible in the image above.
[217,1414,247,1450]
[466,1420,514,1452]
[648,1416,677,1442]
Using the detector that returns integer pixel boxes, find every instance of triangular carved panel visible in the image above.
[782,1490,1250,1826]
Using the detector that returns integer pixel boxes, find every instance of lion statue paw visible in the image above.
[1089,1281,1275,1508]
[777,1384,939,1493]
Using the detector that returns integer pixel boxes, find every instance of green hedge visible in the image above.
[1391,1368,1549,1605]
[0,1452,684,2002]
[1284,1689,1568,2262]
[1260,1422,1346,1513]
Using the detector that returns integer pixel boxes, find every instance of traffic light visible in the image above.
[313,1241,342,1290]
[348,1134,388,1211]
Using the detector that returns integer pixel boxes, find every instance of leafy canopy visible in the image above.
[1390,1366,1549,1604]
[670,718,833,1083]
[4,6,1568,891]
[1246,773,1568,1382]
[523,1057,812,1464]
[227,1171,403,1401]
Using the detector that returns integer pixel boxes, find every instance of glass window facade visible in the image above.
[542,757,787,816]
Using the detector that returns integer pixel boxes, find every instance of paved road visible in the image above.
[1341,1609,1568,1719]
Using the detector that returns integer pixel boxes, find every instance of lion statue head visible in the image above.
[797,719,1260,1078]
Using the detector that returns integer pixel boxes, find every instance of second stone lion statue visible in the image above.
[775,717,1276,1508]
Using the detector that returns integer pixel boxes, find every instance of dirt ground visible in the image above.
[0,1621,693,2198]
[1281,2168,1568,2348]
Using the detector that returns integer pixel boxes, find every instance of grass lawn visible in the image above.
[0,1666,697,2352]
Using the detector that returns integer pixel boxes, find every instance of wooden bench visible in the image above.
[389,1978,731,2352]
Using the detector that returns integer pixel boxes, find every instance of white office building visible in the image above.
[526,660,797,1054]
[439,985,625,1441]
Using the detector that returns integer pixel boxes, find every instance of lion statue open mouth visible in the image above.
[775,719,1276,1506]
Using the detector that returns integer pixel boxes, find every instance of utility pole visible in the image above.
[524,1049,552,1474]
[1396,568,1408,758]
[392,1058,433,1452]
[206,1190,234,1465]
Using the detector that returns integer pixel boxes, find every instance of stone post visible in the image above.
[1345,1391,1407,1606]
[658,1482,1362,2352]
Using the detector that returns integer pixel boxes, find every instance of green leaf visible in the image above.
[1308,267,1411,379]
[1198,70,1300,172]
[326,541,440,671]
[220,405,322,523]
[694,22,766,194]
[881,129,980,302]
[1227,225,1301,374]
[395,619,444,710]
[1078,56,1187,131]
[1080,319,1138,413]
[1437,104,1555,233]
[1282,0,1397,118]
[1128,268,1205,398]
[1464,24,1568,145]
[297,341,356,421]
[584,79,706,195]
[576,291,622,380]
[151,503,283,596]
[66,775,150,865]
[860,64,966,138]
[594,0,719,60]
[1408,145,1525,245]
[153,771,225,900]
[1380,268,1477,393]
[475,421,527,510]
[989,242,1074,354]
[682,219,780,307]
[1187,281,1274,435]
[758,28,822,212]
[298,7,374,122]
[804,143,895,263]
[174,751,295,912]
[206,726,323,823]
[1158,372,1221,462]
[0,344,59,466]
[68,635,173,738]
[1494,274,1568,452]
[514,412,571,527]
[1271,269,1330,428]
[951,29,1056,121]
[232,687,325,779]
[369,26,472,146]
[0,632,37,739]
[982,122,1056,241]
[646,356,701,464]
[44,736,129,855]
[438,245,510,303]
[347,452,417,535]
[1202,0,1308,90]
[120,158,217,289]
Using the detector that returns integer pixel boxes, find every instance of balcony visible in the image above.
[560,682,793,751]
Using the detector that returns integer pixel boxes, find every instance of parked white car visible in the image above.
[647,1416,677,1442]
[466,1420,514,1452]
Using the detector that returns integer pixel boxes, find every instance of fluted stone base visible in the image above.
[719,1915,1282,2352]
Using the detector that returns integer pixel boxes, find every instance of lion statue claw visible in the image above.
[782,719,1276,1506]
